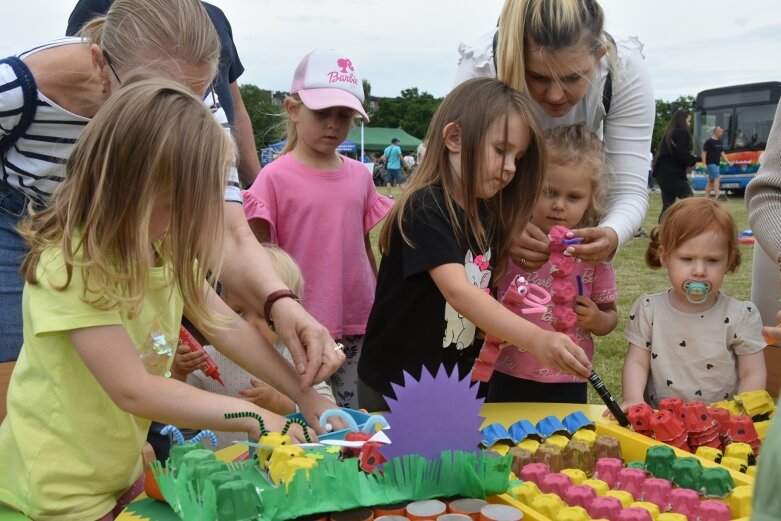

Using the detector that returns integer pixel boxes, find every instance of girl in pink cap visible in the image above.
[243,49,392,409]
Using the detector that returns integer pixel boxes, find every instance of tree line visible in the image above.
[240,83,694,158]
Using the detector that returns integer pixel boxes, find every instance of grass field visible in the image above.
[368,189,755,404]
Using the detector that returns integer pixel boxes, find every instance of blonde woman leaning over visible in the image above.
[455,0,654,269]
[0,0,343,391]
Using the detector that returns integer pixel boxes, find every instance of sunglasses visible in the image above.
[102,50,122,85]
[102,50,218,113]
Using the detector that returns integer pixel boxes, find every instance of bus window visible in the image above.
[695,109,731,153]
[691,82,780,194]
[734,103,776,150]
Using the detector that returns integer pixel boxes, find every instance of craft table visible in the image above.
[111,403,610,520]
[0,403,609,521]
[10,402,734,521]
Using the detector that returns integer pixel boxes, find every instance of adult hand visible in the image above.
[272,297,346,389]
[170,342,206,381]
[574,296,601,331]
[564,227,619,264]
[297,389,347,435]
[239,378,295,415]
[509,222,550,272]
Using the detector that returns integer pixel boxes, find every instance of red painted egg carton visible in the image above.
[624,393,773,461]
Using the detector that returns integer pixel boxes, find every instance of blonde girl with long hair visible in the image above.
[0,74,328,521]
[455,0,655,271]
[490,124,618,404]
[357,78,591,412]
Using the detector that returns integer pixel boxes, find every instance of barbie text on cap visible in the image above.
[291,48,370,122]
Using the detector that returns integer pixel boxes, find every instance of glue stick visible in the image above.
[179,325,225,386]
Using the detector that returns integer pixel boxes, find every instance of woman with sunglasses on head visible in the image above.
[0,0,343,414]
[454,0,654,270]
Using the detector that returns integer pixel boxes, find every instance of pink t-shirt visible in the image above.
[243,154,393,338]
[494,258,618,383]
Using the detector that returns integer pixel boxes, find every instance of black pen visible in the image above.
[588,370,630,427]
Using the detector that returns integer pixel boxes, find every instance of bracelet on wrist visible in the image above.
[263,289,301,332]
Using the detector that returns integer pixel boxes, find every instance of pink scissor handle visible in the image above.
[503,275,550,315]
[520,281,551,315]
[471,275,552,382]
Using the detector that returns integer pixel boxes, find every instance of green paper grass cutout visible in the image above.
[152,450,511,521]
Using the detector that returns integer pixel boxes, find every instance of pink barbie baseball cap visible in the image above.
[291,48,370,122]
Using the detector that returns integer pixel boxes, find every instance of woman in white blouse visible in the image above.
[455,0,655,269]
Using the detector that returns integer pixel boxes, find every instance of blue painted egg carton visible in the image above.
[480,411,595,448]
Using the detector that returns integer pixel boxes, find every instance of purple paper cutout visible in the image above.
[379,366,485,462]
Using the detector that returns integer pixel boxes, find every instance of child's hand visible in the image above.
[297,389,348,434]
[170,341,206,380]
[239,378,296,415]
[574,296,601,330]
[762,309,781,345]
[142,442,157,466]
[530,331,592,378]
[603,399,639,419]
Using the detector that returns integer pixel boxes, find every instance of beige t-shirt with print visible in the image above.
[624,291,765,408]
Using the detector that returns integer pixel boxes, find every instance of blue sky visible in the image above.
[4,0,780,101]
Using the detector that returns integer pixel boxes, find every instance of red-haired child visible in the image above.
[621,197,766,409]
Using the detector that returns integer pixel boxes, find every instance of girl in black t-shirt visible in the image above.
[358,78,592,410]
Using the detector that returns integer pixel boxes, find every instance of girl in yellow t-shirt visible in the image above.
[0,73,332,521]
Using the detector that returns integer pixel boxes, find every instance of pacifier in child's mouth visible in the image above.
[683,280,711,304]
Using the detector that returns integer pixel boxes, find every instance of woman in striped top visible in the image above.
[0,0,344,385]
